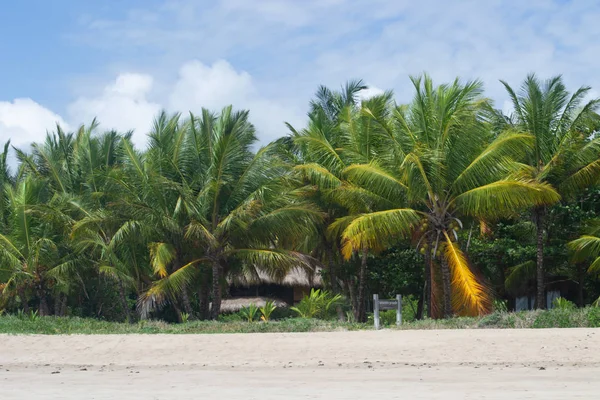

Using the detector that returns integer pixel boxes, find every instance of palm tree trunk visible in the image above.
[325,244,345,321]
[346,279,357,314]
[54,293,62,316]
[416,279,425,320]
[424,240,432,318]
[534,207,546,309]
[210,261,223,320]
[355,248,368,323]
[198,269,210,320]
[118,279,131,323]
[18,288,29,314]
[440,257,452,318]
[38,290,49,316]
[577,262,584,307]
[181,288,193,318]
[60,295,67,316]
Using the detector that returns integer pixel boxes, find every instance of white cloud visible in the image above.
[0,98,68,148]
[72,0,600,111]
[357,85,385,101]
[67,73,161,148]
[6,0,600,157]
[168,60,254,111]
[168,60,304,142]
[0,60,305,155]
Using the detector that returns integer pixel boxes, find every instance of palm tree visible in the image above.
[499,74,600,308]
[286,81,388,321]
[337,74,560,317]
[121,107,321,320]
[15,123,140,319]
[0,177,62,315]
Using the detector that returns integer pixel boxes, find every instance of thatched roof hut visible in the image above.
[220,297,289,313]
[227,267,323,306]
[228,266,323,288]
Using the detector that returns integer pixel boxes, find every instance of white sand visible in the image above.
[1,328,599,399]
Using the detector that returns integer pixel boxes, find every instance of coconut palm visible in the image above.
[337,74,560,317]
[0,177,63,315]
[121,107,322,320]
[499,74,600,308]
[286,82,389,321]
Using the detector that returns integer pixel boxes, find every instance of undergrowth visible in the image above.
[1,307,598,335]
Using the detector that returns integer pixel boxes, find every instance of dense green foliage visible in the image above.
[1,73,599,324]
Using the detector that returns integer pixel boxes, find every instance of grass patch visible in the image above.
[1,307,599,335]
[0,316,367,335]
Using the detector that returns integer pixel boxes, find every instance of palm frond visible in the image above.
[454,180,560,219]
[149,242,176,278]
[443,233,492,316]
[504,261,536,293]
[340,209,420,259]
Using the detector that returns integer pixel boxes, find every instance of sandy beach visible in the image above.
[1,328,599,399]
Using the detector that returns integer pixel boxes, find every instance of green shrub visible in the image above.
[259,301,277,322]
[587,307,600,327]
[493,299,508,312]
[180,312,190,323]
[290,289,343,319]
[552,297,576,310]
[218,312,244,322]
[270,307,295,320]
[533,308,575,328]
[240,304,260,322]
[477,312,504,327]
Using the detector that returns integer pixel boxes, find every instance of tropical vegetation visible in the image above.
[1,73,599,324]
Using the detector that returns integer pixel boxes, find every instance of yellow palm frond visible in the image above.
[443,232,492,316]
[149,242,176,278]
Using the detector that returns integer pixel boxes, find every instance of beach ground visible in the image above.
[1,328,599,399]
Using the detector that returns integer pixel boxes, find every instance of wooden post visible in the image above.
[373,294,380,330]
[396,294,402,325]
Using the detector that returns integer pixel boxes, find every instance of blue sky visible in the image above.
[1,0,599,151]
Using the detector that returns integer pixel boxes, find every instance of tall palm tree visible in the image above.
[123,107,321,320]
[337,75,560,317]
[16,123,139,319]
[499,74,600,308]
[0,177,63,315]
[286,82,388,321]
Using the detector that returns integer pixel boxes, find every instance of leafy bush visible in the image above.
[290,289,343,319]
[552,297,576,310]
[240,304,260,322]
[218,312,243,322]
[587,307,600,327]
[269,307,295,320]
[259,301,277,322]
[180,312,190,323]
[493,299,508,312]
[17,309,39,322]
[533,308,578,328]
